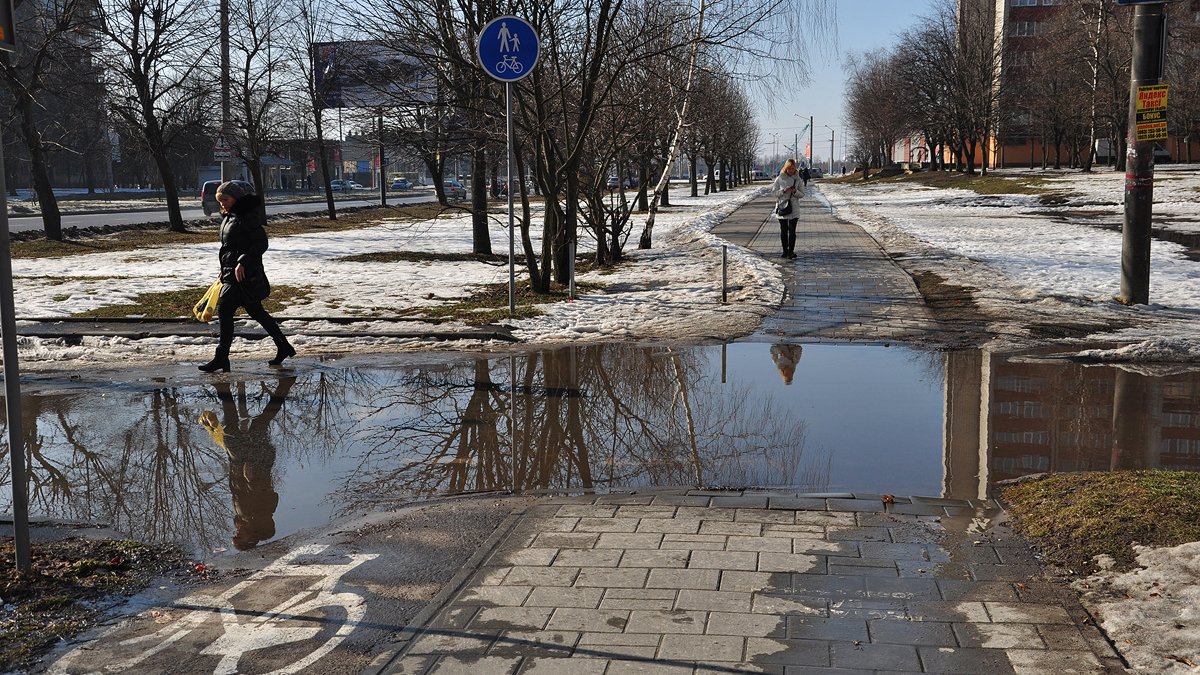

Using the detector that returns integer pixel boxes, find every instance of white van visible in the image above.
[1095,139,1170,163]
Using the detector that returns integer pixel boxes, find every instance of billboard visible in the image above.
[312,41,433,109]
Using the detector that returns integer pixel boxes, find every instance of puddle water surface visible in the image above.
[2,343,1197,556]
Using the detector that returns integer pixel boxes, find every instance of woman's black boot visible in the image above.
[269,343,296,366]
[198,357,231,373]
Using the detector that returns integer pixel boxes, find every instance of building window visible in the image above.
[1041,0,1062,5]
[1011,0,1036,6]
[1010,21,1042,37]
[1008,51,1034,68]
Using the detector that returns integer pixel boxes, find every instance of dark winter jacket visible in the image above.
[218,194,268,284]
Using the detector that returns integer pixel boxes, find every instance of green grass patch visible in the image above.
[1001,470,1200,574]
[0,537,186,671]
[398,280,607,324]
[11,203,469,260]
[70,284,310,319]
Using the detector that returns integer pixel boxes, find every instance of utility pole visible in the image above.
[824,125,835,175]
[808,115,814,167]
[220,0,229,182]
[1120,1,1167,305]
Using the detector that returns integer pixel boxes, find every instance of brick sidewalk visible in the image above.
[369,491,1123,674]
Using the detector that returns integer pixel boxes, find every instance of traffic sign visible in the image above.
[477,16,539,83]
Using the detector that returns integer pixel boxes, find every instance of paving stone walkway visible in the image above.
[368,491,1124,674]
[365,188,1128,674]
[711,188,940,343]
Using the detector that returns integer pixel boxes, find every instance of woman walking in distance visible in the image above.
[198,181,295,372]
[772,159,802,259]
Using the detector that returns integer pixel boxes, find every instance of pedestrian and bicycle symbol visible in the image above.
[477,16,538,82]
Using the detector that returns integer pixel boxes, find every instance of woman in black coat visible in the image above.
[199,181,295,372]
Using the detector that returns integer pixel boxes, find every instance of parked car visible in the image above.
[809,166,823,178]
[199,179,255,216]
[330,179,364,191]
[606,175,637,190]
[390,178,412,190]
[443,180,467,200]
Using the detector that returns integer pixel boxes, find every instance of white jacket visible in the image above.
[772,173,802,218]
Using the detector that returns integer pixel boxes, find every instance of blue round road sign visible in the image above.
[477,16,539,83]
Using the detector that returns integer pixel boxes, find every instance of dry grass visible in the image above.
[1002,471,1200,574]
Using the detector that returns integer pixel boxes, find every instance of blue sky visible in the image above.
[756,0,940,167]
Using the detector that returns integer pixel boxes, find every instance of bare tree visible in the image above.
[226,0,294,221]
[638,0,835,250]
[0,0,97,240]
[845,52,909,169]
[98,0,215,231]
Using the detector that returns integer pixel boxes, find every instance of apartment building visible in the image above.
[959,0,1200,168]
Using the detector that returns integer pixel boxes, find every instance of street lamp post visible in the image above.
[794,114,814,166]
[823,125,835,175]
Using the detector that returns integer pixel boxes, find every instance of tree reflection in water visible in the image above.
[0,375,313,555]
[335,345,827,513]
[0,345,827,553]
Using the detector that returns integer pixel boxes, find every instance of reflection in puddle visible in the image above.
[2,344,1198,555]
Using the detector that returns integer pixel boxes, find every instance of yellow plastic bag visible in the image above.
[198,411,227,452]
[193,281,221,322]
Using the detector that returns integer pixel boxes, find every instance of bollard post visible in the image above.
[721,245,728,303]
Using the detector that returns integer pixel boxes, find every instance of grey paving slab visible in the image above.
[372,491,1126,675]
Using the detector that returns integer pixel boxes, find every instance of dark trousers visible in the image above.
[778,218,798,255]
[214,283,289,359]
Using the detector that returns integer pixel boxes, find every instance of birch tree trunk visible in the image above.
[638,0,706,250]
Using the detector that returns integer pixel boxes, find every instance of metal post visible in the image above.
[507,82,515,316]
[378,111,387,206]
[1120,2,1166,305]
[568,240,575,300]
[509,353,516,493]
[0,137,30,572]
[721,244,728,303]
[830,129,835,176]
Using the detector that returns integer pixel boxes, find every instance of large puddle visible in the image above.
[2,343,1197,556]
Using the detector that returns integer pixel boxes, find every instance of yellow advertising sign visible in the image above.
[1136,84,1168,111]
[1135,121,1168,142]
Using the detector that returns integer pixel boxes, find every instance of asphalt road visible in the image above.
[6,191,438,233]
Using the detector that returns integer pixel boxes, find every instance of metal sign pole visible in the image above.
[476,15,538,316]
[0,11,29,570]
[0,136,31,572]
[507,82,515,316]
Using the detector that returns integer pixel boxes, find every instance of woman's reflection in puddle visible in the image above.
[199,376,297,550]
[770,343,803,385]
